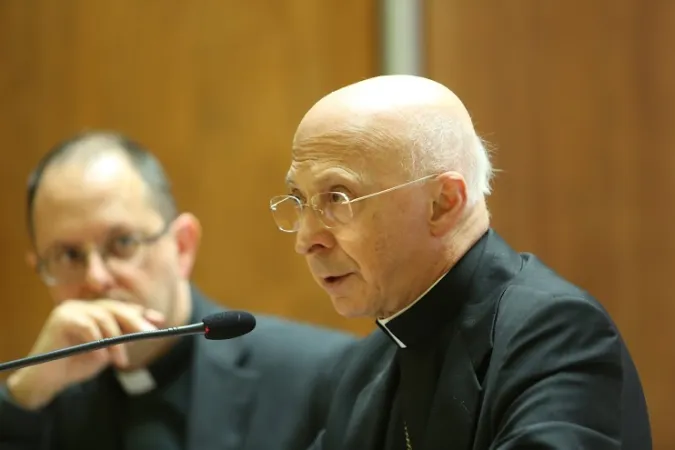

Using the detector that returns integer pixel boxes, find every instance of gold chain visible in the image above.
[404,421,412,450]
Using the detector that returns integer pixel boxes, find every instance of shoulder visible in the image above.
[474,250,652,446]
[491,260,623,376]
[254,313,355,340]
[193,287,358,359]
[253,313,358,350]
[239,313,359,371]
[497,257,619,343]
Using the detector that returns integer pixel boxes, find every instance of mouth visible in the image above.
[324,275,347,284]
[320,273,353,291]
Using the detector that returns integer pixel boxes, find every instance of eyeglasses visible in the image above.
[37,222,172,286]
[269,174,438,233]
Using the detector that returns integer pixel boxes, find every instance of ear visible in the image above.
[171,212,202,278]
[25,251,38,272]
[428,171,467,237]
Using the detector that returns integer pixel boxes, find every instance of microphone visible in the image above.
[0,310,256,373]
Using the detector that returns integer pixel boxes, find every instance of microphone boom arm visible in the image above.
[0,310,256,373]
[0,323,205,372]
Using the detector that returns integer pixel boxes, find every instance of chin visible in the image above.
[329,295,373,319]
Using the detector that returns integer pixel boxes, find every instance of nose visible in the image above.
[84,252,115,294]
[294,210,335,255]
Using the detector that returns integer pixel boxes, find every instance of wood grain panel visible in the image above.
[427,1,675,447]
[0,0,378,371]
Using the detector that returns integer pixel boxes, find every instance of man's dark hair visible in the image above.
[26,130,178,241]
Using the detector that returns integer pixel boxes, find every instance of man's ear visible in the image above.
[428,171,467,237]
[25,251,38,272]
[172,212,202,278]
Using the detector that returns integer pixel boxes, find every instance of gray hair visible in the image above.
[406,113,495,205]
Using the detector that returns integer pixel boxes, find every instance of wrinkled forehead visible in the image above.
[286,162,363,196]
[287,133,375,192]
[288,119,403,192]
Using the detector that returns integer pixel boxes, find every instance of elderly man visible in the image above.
[0,131,357,450]
[270,75,651,449]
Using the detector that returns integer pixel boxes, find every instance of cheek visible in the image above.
[114,253,173,298]
[114,267,150,291]
[48,285,80,304]
[362,208,422,277]
[337,213,394,280]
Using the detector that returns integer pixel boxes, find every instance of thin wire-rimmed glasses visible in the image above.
[269,173,438,233]
[37,221,173,286]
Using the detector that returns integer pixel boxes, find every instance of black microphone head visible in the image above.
[202,311,256,340]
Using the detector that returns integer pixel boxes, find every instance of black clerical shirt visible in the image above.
[376,233,488,449]
[111,314,196,450]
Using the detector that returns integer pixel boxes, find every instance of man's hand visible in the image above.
[6,299,164,410]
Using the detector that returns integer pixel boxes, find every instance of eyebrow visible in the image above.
[286,168,362,189]
[47,224,140,246]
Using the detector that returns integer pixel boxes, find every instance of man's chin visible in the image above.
[329,295,372,319]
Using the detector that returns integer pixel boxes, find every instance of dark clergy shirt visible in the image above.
[376,233,488,450]
[112,309,197,450]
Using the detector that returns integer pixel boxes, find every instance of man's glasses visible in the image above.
[269,174,437,233]
[37,222,172,286]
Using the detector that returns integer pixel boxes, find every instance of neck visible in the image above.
[438,202,490,275]
[379,203,490,320]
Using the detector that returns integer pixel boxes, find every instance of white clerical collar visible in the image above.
[376,271,449,348]
[115,368,157,395]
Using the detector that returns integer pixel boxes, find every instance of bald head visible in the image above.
[298,74,473,127]
[293,75,493,203]
[282,76,494,319]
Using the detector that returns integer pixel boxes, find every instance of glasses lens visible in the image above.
[39,247,85,285]
[314,192,352,227]
[270,196,302,231]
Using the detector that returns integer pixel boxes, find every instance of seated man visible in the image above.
[0,131,357,450]
[271,75,652,449]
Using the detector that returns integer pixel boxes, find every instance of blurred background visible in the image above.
[0,0,673,447]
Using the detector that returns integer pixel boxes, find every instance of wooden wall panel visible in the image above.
[427,1,675,448]
[0,0,378,371]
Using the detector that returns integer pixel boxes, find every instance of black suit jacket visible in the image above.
[0,287,357,450]
[311,230,651,450]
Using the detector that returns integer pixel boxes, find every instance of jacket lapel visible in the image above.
[343,336,398,450]
[423,231,523,450]
[422,327,487,450]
